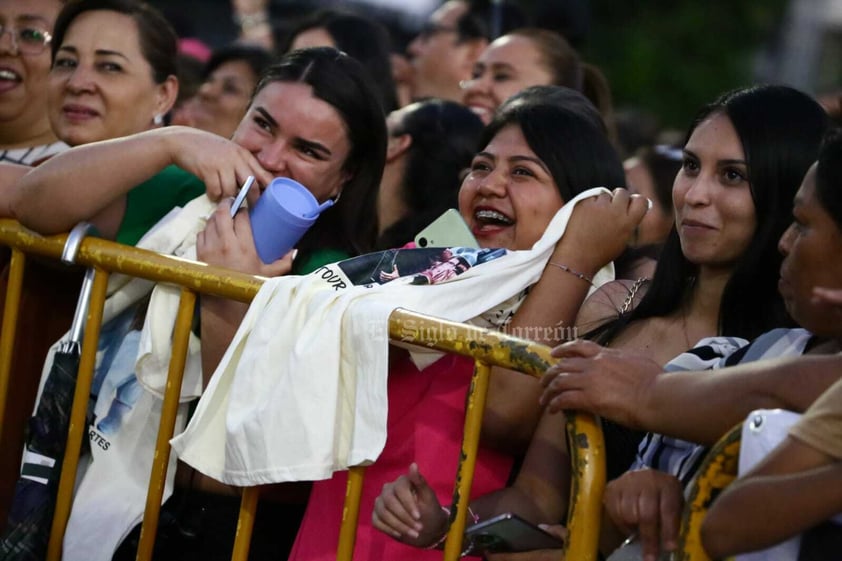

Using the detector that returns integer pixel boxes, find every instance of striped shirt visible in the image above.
[0,141,68,166]
[631,328,816,486]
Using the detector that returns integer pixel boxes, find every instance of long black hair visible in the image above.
[376,99,484,249]
[481,85,624,203]
[202,44,273,84]
[284,9,398,113]
[596,84,829,344]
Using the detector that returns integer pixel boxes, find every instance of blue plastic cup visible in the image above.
[249,177,334,264]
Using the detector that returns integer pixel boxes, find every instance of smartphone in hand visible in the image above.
[463,513,564,554]
[414,208,479,249]
[230,175,255,218]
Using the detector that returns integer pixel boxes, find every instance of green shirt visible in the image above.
[117,165,205,246]
[293,248,350,275]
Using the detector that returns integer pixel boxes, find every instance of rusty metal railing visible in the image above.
[0,218,605,561]
[676,424,742,561]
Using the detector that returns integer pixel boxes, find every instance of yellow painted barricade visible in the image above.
[676,424,742,561]
[0,219,605,561]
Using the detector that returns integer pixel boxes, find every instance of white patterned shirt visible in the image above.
[631,328,816,486]
[0,141,68,166]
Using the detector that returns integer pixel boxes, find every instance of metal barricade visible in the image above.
[0,219,605,561]
[676,424,742,561]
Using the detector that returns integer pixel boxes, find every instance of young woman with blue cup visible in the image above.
[248,176,336,264]
[15,46,386,367]
[12,46,387,559]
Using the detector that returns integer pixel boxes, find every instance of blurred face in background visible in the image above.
[48,10,176,146]
[0,0,62,146]
[288,27,335,50]
[461,34,553,124]
[407,0,483,102]
[624,156,675,246]
[189,59,257,138]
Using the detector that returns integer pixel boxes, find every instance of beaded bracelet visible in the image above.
[547,261,593,284]
[425,505,481,550]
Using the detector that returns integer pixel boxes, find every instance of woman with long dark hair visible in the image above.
[375,98,484,250]
[372,84,829,558]
[296,85,647,561]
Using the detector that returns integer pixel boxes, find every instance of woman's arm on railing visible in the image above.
[483,190,647,453]
[11,127,272,238]
[0,163,31,217]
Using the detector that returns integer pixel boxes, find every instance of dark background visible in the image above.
[148,0,839,129]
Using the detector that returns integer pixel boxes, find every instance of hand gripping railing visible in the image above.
[0,218,605,561]
[675,424,742,561]
[0,219,261,561]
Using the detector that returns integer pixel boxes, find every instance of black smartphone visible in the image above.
[463,513,565,554]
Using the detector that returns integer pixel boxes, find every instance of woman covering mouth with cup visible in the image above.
[14,44,387,373]
[13,45,387,559]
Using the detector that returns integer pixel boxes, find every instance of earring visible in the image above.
[153,114,164,126]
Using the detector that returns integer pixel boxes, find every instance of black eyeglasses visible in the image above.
[0,25,52,55]
[417,22,459,40]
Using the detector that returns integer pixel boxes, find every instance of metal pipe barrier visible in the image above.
[0,219,605,561]
[676,424,742,561]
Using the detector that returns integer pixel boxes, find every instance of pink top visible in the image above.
[288,352,515,560]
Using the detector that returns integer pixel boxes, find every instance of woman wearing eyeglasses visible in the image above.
[0,0,67,527]
[0,0,67,166]
[0,0,197,527]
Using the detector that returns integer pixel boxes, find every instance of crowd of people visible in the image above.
[0,0,839,560]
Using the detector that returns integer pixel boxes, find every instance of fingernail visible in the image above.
[408,529,419,539]
[412,510,420,520]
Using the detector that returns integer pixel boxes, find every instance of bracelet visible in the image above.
[547,261,593,284]
[425,505,481,550]
[467,506,480,525]
[425,507,451,550]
